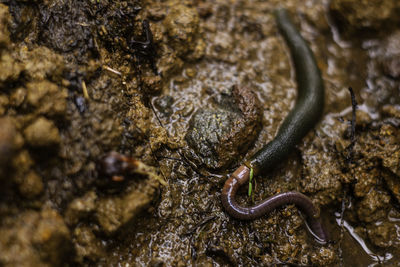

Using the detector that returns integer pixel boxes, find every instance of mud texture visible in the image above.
[1,0,400,266]
[329,0,400,38]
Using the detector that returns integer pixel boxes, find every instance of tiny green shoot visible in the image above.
[248,167,254,197]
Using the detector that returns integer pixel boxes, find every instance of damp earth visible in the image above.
[1,0,400,266]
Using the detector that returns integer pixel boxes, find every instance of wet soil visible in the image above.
[1,0,400,266]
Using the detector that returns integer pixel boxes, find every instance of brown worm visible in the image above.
[221,165,328,243]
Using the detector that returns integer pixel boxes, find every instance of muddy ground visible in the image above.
[1,0,400,266]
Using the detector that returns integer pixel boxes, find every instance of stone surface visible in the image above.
[185,86,262,169]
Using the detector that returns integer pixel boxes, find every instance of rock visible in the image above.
[23,117,61,147]
[26,81,68,117]
[329,0,400,37]
[186,108,237,168]
[0,208,72,266]
[185,86,261,169]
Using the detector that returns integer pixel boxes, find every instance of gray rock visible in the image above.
[185,86,261,169]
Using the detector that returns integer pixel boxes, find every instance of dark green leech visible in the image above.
[245,8,324,175]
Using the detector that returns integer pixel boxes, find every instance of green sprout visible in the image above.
[248,167,254,199]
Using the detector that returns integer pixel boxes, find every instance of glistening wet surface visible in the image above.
[1,0,400,266]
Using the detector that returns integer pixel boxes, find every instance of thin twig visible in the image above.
[103,65,122,76]
[81,80,89,99]
[338,87,358,266]
[348,87,358,163]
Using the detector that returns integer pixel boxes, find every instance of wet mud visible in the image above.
[1,0,400,266]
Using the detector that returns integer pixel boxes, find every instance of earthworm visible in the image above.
[222,166,327,243]
[221,9,327,243]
